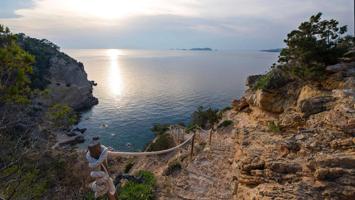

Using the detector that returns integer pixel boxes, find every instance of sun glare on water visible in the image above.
[107,49,124,97]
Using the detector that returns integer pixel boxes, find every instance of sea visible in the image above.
[64,49,278,151]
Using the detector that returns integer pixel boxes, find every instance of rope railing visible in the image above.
[108,133,194,157]
[106,125,212,158]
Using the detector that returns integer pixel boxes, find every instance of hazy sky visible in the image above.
[0,0,353,49]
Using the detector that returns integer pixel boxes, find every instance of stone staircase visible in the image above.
[159,128,237,200]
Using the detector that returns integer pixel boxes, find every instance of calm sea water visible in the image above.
[64,49,278,151]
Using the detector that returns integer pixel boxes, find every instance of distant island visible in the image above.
[172,48,214,51]
[189,48,212,51]
[260,48,282,52]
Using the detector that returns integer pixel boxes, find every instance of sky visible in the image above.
[0,0,353,49]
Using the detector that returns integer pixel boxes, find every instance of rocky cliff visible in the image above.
[121,52,355,200]
[231,56,355,199]
[17,34,98,110]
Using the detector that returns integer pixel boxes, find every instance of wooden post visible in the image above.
[190,133,195,160]
[209,129,213,146]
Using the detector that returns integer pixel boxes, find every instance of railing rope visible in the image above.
[106,125,209,159]
[108,127,194,157]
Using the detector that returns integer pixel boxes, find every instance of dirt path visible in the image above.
[159,127,237,200]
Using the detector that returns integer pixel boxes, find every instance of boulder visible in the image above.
[298,96,335,117]
[72,127,87,133]
[59,135,85,146]
[297,85,329,106]
[245,90,285,113]
[65,131,77,137]
[232,97,249,111]
[326,63,347,73]
[326,62,355,74]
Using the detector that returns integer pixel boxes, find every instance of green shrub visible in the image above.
[268,121,281,133]
[163,160,182,176]
[289,64,326,80]
[253,69,289,90]
[147,133,175,151]
[119,171,156,200]
[16,33,60,90]
[47,103,78,128]
[190,106,220,129]
[218,120,233,129]
[150,123,170,135]
[186,124,198,132]
[278,13,353,80]
[221,106,232,112]
[0,25,35,104]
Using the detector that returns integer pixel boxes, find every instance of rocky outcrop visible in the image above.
[244,84,300,113]
[230,60,355,199]
[42,54,98,110]
[298,96,336,117]
[17,34,98,110]
[232,97,249,111]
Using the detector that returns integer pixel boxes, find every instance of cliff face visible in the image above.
[231,59,355,199]
[17,34,98,110]
[43,53,98,110]
[123,55,354,200]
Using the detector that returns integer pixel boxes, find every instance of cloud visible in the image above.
[0,0,34,18]
[0,0,353,49]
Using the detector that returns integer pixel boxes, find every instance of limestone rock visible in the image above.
[326,63,348,73]
[232,97,249,111]
[297,85,329,105]
[17,34,98,110]
[245,90,285,113]
[279,110,304,128]
[298,96,335,117]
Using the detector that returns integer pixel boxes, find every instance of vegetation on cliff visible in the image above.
[0,25,34,104]
[189,106,220,129]
[119,171,156,200]
[0,25,93,199]
[253,12,354,90]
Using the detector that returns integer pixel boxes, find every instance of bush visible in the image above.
[119,171,156,200]
[288,64,326,80]
[163,160,182,176]
[218,120,233,129]
[147,133,175,151]
[268,121,281,133]
[190,106,220,129]
[47,103,78,128]
[16,33,60,90]
[150,123,170,135]
[253,68,290,90]
[186,124,198,133]
[278,13,353,80]
[221,106,232,112]
[0,25,35,104]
